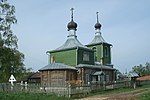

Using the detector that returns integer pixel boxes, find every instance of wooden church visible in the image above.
[39,8,116,87]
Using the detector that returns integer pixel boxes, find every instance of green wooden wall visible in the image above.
[77,48,94,65]
[50,48,95,66]
[50,49,77,66]
[103,44,111,65]
[87,44,111,65]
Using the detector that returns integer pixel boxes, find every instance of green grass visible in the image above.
[70,87,135,99]
[85,84,150,99]
[89,87,133,96]
[0,92,69,100]
[138,91,150,100]
[138,85,150,100]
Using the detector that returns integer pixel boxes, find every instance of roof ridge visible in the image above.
[55,36,88,51]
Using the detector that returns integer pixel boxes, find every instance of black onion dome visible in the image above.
[94,22,101,29]
[67,20,77,31]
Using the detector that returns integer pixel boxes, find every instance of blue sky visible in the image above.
[10,0,150,73]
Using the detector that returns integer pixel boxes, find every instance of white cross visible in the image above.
[9,74,16,86]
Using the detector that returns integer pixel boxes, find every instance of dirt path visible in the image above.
[78,88,149,100]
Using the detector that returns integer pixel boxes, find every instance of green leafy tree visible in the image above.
[144,62,150,75]
[132,64,143,76]
[131,62,150,76]
[0,0,25,82]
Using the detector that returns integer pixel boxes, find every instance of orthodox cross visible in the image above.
[70,8,74,21]
[96,12,99,23]
[9,74,16,86]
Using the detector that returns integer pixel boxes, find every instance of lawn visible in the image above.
[81,84,150,100]
[0,92,69,100]
[138,88,150,100]
[89,86,135,96]
[139,91,150,100]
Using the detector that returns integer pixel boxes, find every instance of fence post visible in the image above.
[25,82,28,91]
[68,84,71,98]
[103,81,106,90]
[20,81,23,91]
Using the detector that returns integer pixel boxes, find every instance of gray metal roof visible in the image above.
[76,64,115,70]
[128,72,139,77]
[93,71,105,75]
[87,33,107,46]
[56,37,88,51]
[39,63,77,71]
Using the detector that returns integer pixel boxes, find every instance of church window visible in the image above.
[83,52,89,61]
[104,46,109,57]
[99,75,105,82]
[106,75,109,82]
[92,47,96,52]
[85,74,89,84]
[92,47,97,61]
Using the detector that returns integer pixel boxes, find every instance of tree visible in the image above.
[131,62,150,76]
[132,64,143,76]
[144,62,150,75]
[0,0,25,82]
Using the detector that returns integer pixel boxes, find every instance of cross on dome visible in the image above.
[67,8,77,31]
[95,11,102,30]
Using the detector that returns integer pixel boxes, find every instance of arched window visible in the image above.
[92,47,96,52]
[83,51,89,61]
[104,46,109,57]
[92,47,97,61]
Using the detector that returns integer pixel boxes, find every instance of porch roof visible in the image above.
[39,63,77,71]
[76,64,115,70]
[93,71,105,75]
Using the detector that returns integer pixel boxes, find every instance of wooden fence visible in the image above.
[0,80,149,97]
